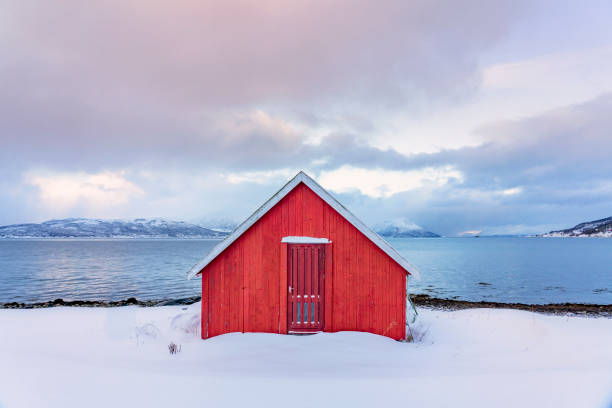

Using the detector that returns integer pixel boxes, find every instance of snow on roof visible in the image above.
[281,236,331,244]
[187,171,420,279]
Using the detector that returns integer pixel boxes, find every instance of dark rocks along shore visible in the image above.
[0,296,201,309]
[1,294,610,316]
[410,294,612,316]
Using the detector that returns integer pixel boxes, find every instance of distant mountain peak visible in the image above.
[374,219,440,238]
[541,216,612,237]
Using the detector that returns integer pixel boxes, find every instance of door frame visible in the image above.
[279,237,332,334]
[287,243,325,333]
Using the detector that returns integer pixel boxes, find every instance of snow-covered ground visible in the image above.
[1,304,611,408]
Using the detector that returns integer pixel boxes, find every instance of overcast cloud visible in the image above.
[1,0,611,235]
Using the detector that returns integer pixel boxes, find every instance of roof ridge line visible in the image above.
[187,171,420,279]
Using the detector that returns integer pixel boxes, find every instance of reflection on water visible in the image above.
[0,237,611,304]
[390,237,612,304]
[0,239,218,302]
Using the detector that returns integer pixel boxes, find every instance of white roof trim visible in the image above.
[281,236,331,244]
[187,171,421,280]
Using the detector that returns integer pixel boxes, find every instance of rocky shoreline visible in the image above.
[1,294,611,316]
[410,294,612,316]
[0,296,202,309]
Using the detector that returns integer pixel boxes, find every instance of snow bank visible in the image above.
[1,305,611,408]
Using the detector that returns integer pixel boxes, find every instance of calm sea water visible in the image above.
[0,238,610,304]
[394,237,612,304]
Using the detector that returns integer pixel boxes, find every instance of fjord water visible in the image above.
[0,237,610,304]
[392,237,612,304]
[0,239,215,303]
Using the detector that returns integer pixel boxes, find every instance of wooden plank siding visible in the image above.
[200,182,407,341]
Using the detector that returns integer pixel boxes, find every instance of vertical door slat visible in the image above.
[313,247,319,325]
[293,247,298,326]
[305,247,311,326]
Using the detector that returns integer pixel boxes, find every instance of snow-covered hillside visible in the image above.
[192,216,238,233]
[0,218,227,238]
[0,305,611,407]
[374,220,440,238]
[541,216,612,237]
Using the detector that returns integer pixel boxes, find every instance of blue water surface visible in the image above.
[0,237,610,304]
[392,237,612,304]
[0,239,216,303]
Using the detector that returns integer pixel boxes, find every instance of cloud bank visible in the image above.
[2,0,611,235]
[1,0,524,171]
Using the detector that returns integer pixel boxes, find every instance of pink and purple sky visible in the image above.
[2,0,612,235]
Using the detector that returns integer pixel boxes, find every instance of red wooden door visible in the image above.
[287,244,325,332]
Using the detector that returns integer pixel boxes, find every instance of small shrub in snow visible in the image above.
[168,342,181,355]
[405,323,428,343]
[170,312,200,337]
[134,322,161,345]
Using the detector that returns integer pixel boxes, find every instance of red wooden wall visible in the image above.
[200,182,407,340]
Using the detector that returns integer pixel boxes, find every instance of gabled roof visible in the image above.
[187,171,420,279]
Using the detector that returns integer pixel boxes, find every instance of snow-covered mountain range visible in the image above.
[0,217,441,238]
[0,218,228,238]
[374,220,440,238]
[192,216,238,233]
[541,217,612,237]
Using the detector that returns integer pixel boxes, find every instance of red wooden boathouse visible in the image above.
[188,171,419,340]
